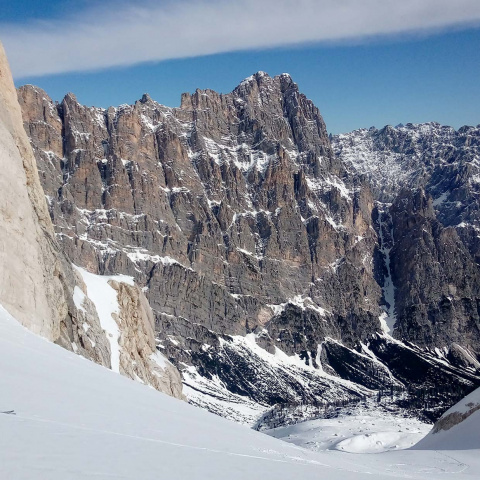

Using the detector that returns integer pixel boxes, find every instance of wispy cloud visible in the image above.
[3,0,480,78]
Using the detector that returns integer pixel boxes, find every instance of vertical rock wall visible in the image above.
[0,42,184,401]
[0,42,69,340]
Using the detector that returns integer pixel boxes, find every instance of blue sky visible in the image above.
[2,0,480,133]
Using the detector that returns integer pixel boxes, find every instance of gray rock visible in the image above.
[18,74,480,422]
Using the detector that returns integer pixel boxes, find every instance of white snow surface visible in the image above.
[73,265,134,373]
[267,401,431,454]
[415,387,480,451]
[72,286,87,314]
[1,305,480,479]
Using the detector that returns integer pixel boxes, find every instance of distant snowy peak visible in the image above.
[332,122,480,202]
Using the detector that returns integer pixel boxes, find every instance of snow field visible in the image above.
[267,401,431,453]
[1,304,480,478]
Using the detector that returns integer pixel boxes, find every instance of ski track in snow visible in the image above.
[2,413,331,468]
[3,411,469,478]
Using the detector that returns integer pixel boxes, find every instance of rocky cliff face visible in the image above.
[18,75,480,422]
[0,42,71,341]
[0,42,183,401]
[333,124,480,351]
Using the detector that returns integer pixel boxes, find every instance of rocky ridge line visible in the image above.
[18,73,480,422]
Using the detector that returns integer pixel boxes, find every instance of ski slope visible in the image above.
[1,304,479,479]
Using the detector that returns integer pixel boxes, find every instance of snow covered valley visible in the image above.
[1,305,480,480]
[266,401,432,454]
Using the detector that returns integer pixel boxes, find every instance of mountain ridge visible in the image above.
[18,71,480,423]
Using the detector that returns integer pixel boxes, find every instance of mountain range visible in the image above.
[16,70,480,424]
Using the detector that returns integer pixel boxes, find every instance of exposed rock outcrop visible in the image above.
[110,280,185,399]
[0,42,69,340]
[0,42,183,401]
[414,386,480,449]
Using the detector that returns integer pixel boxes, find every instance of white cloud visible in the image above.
[2,0,480,78]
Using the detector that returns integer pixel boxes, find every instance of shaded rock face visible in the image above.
[19,75,480,421]
[333,124,480,352]
[63,269,112,367]
[388,189,480,350]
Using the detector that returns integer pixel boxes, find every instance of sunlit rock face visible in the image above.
[0,42,184,401]
[0,41,73,341]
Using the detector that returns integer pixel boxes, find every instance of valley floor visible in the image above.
[1,305,479,480]
[266,401,432,454]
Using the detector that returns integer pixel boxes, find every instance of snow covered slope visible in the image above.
[414,387,480,450]
[1,305,480,479]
